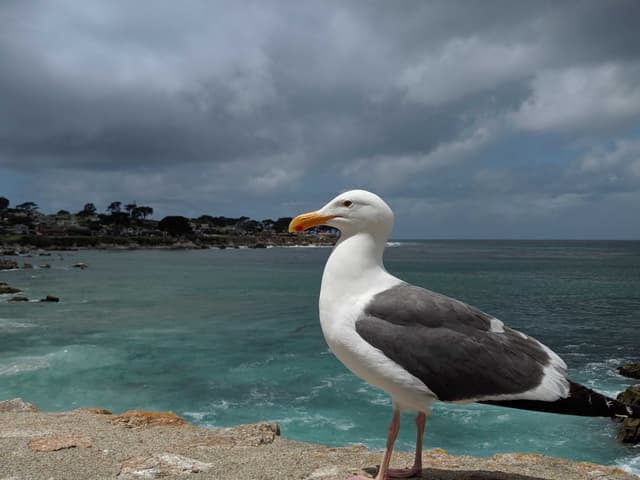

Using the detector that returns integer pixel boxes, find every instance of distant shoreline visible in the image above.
[0,233,337,255]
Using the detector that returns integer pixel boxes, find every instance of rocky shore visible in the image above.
[0,399,636,480]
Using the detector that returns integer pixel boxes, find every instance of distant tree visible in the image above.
[273,217,293,233]
[56,209,70,216]
[78,203,97,217]
[0,197,9,210]
[135,206,153,220]
[125,203,137,217]
[15,201,39,214]
[235,218,261,234]
[107,201,122,214]
[158,216,193,236]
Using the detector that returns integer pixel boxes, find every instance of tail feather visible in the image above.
[480,381,640,418]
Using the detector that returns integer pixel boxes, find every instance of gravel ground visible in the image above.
[0,406,637,480]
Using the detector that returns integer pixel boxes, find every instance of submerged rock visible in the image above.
[72,262,88,269]
[40,295,60,302]
[618,363,640,379]
[8,296,29,302]
[0,282,21,294]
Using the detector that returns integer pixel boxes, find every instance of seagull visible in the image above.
[288,189,639,480]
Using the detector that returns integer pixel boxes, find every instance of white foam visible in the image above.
[0,357,50,376]
[0,320,37,333]
[616,453,640,477]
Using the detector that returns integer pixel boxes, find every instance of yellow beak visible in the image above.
[288,211,336,232]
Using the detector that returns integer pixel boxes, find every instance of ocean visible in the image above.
[1,241,639,474]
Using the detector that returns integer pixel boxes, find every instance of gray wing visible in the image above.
[355,283,557,402]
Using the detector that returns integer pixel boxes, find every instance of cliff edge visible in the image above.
[0,400,636,480]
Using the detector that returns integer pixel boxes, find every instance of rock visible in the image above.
[615,386,640,443]
[39,263,51,269]
[72,407,113,415]
[616,386,640,407]
[8,296,29,302]
[0,259,19,270]
[0,398,38,412]
[618,363,640,379]
[28,434,92,452]
[22,262,33,269]
[618,418,640,443]
[191,422,281,448]
[109,410,186,428]
[0,283,21,294]
[72,262,88,269]
[40,295,60,302]
[118,453,212,479]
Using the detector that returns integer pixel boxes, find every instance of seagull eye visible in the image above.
[342,200,353,207]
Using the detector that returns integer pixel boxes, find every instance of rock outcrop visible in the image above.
[0,398,38,412]
[619,363,640,380]
[28,434,92,452]
[0,401,637,480]
[109,410,187,428]
[617,386,640,443]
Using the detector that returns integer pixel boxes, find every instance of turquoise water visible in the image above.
[1,241,639,474]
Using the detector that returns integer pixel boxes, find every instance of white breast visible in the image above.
[318,239,437,412]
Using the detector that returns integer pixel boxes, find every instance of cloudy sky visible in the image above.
[1,1,639,238]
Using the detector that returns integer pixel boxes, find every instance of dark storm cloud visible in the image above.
[1,0,639,237]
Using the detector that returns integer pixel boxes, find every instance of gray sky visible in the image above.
[1,0,639,238]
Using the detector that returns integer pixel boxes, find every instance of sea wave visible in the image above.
[0,357,50,376]
[0,319,37,333]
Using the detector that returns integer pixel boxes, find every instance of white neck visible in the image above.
[320,231,398,308]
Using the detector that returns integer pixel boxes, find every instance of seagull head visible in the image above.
[289,189,394,239]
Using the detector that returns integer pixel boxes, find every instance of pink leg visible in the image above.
[387,412,426,478]
[348,409,401,480]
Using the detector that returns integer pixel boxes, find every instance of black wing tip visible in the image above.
[480,381,640,418]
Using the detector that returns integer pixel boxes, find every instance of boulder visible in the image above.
[109,410,186,428]
[40,295,60,302]
[0,259,19,270]
[8,296,29,302]
[618,363,640,379]
[0,398,38,412]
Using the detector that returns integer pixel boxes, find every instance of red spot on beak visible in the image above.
[295,225,303,232]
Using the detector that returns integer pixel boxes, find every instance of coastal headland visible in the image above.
[0,399,636,480]
[0,198,337,251]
